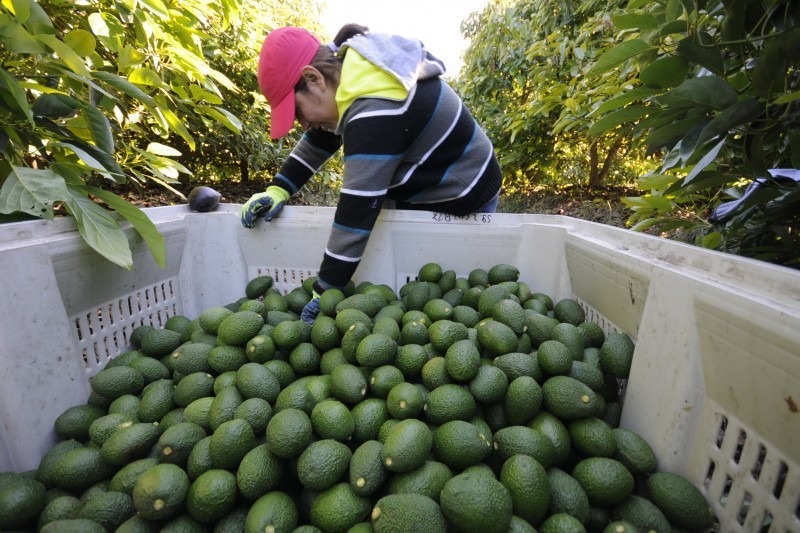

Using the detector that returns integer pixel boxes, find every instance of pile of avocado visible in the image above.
[0,263,716,532]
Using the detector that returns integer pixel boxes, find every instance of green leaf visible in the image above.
[78,185,166,268]
[611,13,659,30]
[37,34,91,78]
[660,20,689,36]
[0,67,34,125]
[696,98,762,147]
[139,0,171,20]
[645,115,709,153]
[153,101,195,150]
[664,170,732,195]
[78,103,115,154]
[128,67,163,88]
[31,93,79,118]
[63,187,133,269]
[700,231,722,249]
[54,142,125,183]
[0,22,46,53]
[640,56,690,89]
[587,39,654,77]
[588,105,650,137]
[10,0,31,23]
[88,12,125,53]
[751,38,783,98]
[774,91,800,105]
[637,173,679,191]
[91,70,155,105]
[630,217,666,232]
[665,0,683,22]
[199,105,242,133]
[206,69,237,93]
[0,166,68,218]
[145,142,182,157]
[683,138,726,184]
[19,0,53,34]
[188,85,223,105]
[118,45,146,72]
[675,37,724,76]
[63,29,96,56]
[657,76,738,111]
[644,194,675,211]
[790,130,800,168]
[592,86,661,116]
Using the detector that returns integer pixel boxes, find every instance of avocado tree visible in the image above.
[457,0,653,192]
[587,0,800,267]
[158,0,330,186]
[0,0,326,269]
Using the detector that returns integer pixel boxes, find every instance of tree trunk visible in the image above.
[240,156,249,182]
[588,137,624,187]
[589,142,599,186]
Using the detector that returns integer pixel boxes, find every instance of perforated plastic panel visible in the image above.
[702,410,800,532]
[253,266,317,295]
[71,278,181,376]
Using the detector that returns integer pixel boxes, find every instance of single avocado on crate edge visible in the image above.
[188,186,221,212]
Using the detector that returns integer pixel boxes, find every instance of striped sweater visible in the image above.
[268,34,502,290]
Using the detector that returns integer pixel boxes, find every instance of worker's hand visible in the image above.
[300,291,321,323]
[240,186,290,228]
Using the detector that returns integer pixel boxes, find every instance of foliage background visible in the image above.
[1,0,798,269]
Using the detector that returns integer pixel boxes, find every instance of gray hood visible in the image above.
[339,33,446,90]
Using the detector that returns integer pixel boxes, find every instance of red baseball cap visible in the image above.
[258,27,321,139]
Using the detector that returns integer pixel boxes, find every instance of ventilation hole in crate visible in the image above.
[716,415,728,449]
[102,337,112,363]
[737,492,752,525]
[92,342,101,365]
[704,460,716,489]
[752,444,766,481]
[74,317,84,341]
[774,461,788,499]
[719,475,733,507]
[760,510,773,533]
[733,429,747,464]
[83,312,94,336]
[111,331,121,354]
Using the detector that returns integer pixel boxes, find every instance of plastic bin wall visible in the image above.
[0,205,798,532]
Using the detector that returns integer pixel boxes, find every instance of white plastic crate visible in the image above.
[0,205,798,532]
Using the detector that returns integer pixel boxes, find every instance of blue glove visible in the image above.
[241,186,290,228]
[300,292,321,323]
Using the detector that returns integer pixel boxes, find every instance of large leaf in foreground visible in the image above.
[63,187,133,269]
[80,185,166,269]
[0,166,69,218]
